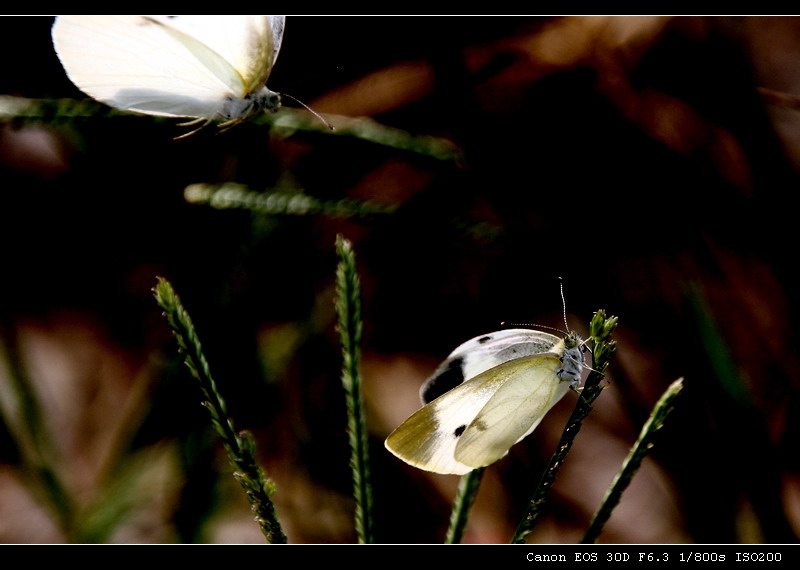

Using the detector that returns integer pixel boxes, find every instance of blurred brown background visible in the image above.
[0,15,799,544]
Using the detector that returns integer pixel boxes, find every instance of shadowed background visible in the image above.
[0,15,799,544]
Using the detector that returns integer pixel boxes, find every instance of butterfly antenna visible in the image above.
[501,278,573,335]
[559,277,570,331]
[280,93,335,130]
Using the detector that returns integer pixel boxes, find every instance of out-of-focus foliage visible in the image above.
[0,16,799,544]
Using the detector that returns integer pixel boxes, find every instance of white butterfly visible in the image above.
[51,16,286,137]
[385,328,586,475]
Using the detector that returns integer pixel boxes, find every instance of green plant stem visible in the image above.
[445,468,485,544]
[334,235,374,544]
[270,109,464,163]
[511,310,617,543]
[580,377,684,543]
[153,277,286,544]
[0,96,464,163]
[184,182,396,218]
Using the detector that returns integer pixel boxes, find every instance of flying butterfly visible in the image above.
[51,16,328,137]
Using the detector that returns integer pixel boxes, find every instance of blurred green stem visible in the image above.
[0,318,75,538]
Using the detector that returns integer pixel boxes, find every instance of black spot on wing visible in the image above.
[478,335,493,343]
[420,356,466,404]
[454,425,466,438]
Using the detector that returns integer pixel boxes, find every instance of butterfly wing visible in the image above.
[52,16,276,119]
[148,16,283,94]
[386,330,583,475]
[385,368,515,475]
[270,17,285,68]
[454,354,570,469]
[420,329,562,404]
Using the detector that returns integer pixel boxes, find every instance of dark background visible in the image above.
[0,15,799,544]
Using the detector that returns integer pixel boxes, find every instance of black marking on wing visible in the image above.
[420,356,466,404]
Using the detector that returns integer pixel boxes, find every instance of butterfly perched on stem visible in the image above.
[385,328,586,475]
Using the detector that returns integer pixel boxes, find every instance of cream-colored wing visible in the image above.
[385,366,515,475]
[454,354,570,469]
[52,16,275,119]
[148,16,282,94]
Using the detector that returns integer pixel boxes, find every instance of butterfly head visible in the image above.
[220,87,282,122]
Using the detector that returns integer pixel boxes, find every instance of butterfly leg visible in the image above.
[174,117,215,140]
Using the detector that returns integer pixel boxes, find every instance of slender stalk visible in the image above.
[580,377,684,543]
[445,468,485,544]
[0,96,464,163]
[511,310,617,543]
[153,277,287,543]
[334,235,374,544]
[183,183,396,218]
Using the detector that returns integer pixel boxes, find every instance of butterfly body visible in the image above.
[385,329,584,475]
